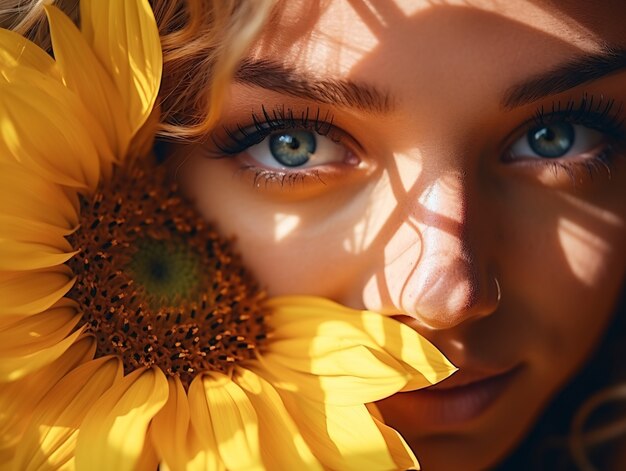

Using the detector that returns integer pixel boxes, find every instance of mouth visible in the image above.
[377,314,525,430]
[379,364,523,430]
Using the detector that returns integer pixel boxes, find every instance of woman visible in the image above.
[4,0,626,469]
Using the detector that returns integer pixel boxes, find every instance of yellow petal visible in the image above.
[200,372,262,471]
[0,326,84,383]
[12,356,123,471]
[134,430,159,471]
[150,377,192,471]
[152,377,223,471]
[74,367,168,471]
[80,0,162,136]
[280,392,411,471]
[234,367,322,470]
[0,53,115,189]
[187,377,225,471]
[0,298,80,355]
[257,348,409,406]
[0,163,79,230]
[45,4,131,159]
[0,336,95,462]
[266,335,405,378]
[0,28,59,82]
[0,239,76,271]
[0,214,73,244]
[267,296,457,390]
[0,75,105,190]
[371,415,420,470]
[0,266,75,317]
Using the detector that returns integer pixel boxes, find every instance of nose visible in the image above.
[362,172,500,330]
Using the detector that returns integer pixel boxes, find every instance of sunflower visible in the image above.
[0,1,456,470]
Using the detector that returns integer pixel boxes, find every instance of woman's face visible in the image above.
[176,1,626,469]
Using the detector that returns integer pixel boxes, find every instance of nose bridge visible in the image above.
[391,171,497,329]
[416,171,467,242]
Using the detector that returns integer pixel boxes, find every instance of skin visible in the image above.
[172,0,626,469]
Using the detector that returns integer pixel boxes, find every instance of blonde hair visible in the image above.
[0,0,276,139]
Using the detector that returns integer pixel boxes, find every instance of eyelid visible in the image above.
[500,93,626,158]
[212,105,363,157]
[498,93,626,188]
[530,94,624,136]
[204,104,373,196]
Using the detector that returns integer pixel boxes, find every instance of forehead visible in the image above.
[251,0,624,80]
[246,0,626,132]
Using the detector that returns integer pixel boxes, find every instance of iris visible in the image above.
[527,122,575,158]
[269,130,316,166]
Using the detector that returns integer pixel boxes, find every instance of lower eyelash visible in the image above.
[506,93,626,185]
[238,165,326,189]
[546,144,618,185]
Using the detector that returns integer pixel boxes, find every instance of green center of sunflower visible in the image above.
[127,238,200,307]
[67,163,268,388]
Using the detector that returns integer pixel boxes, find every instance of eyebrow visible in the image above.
[234,58,392,113]
[503,48,626,109]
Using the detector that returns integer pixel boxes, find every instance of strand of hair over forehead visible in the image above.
[0,0,277,140]
[154,0,276,139]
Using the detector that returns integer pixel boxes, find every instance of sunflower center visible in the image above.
[67,163,268,388]
[128,238,200,306]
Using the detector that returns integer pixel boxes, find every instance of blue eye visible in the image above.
[247,129,348,170]
[508,121,604,161]
[269,130,316,167]
[527,122,575,158]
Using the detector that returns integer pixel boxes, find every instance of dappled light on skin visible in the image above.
[342,151,425,256]
[558,218,615,287]
[417,173,464,224]
[362,0,602,52]
[265,0,379,76]
[390,151,425,194]
[273,213,301,242]
[342,170,399,255]
[474,0,602,51]
[558,192,625,229]
[362,221,422,314]
[358,170,500,329]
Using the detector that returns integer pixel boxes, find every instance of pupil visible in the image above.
[269,130,316,167]
[527,122,575,158]
[288,138,300,150]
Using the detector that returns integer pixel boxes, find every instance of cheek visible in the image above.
[178,154,371,296]
[547,221,623,366]
[499,187,626,382]
[557,217,619,287]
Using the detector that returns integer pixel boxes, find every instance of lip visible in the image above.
[379,365,522,430]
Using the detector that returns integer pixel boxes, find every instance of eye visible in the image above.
[507,121,605,160]
[247,129,348,169]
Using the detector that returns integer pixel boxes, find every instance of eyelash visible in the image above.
[212,93,626,189]
[513,93,625,182]
[212,105,352,189]
[214,105,341,155]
